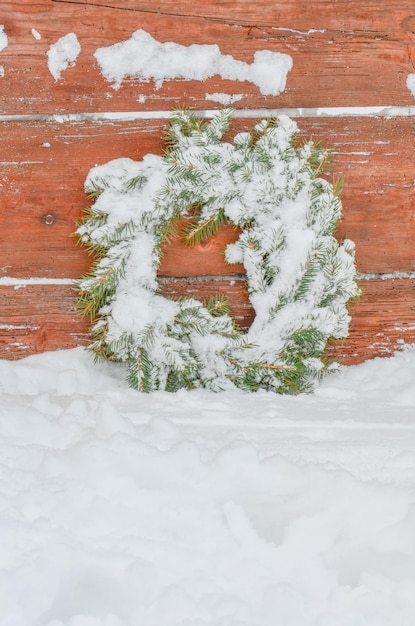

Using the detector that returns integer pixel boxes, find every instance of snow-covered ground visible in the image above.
[1,347,415,625]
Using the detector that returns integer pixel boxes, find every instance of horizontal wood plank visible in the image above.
[1,0,415,113]
[1,116,415,277]
[159,278,253,328]
[0,119,165,279]
[2,278,415,365]
[158,222,244,277]
[0,284,89,357]
[327,278,415,362]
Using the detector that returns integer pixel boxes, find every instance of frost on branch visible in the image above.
[75,109,359,394]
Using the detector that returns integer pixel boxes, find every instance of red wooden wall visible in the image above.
[1,0,415,363]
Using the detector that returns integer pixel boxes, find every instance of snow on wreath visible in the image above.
[75,109,359,394]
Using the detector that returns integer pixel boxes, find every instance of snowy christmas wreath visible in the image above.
[75,108,359,394]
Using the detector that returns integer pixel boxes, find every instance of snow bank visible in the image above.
[1,346,415,625]
[47,33,81,80]
[94,29,293,95]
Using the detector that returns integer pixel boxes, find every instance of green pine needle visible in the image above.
[206,294,231,317]
[85,179,106,200]
[181,208,228,246]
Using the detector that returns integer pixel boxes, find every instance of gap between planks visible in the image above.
[2,273,415,287]
[3,106,415,123]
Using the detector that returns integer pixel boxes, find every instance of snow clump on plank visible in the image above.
[47,32,81,80]
[94,29,293,95]
[406,73,415,98]
[0,25,8,52]
[0,24,8,77]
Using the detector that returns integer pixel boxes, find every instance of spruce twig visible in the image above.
[182,208,228,246]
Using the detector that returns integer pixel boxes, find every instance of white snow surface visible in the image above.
[94,29,293,95]
[1,345,415,625]
[47,33,81,80]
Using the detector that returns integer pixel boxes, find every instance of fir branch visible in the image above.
[85,179,106,200]
[156,214,182,251]
[126,175,146,190]
[204,108,233,143]
[229,358,294,372]
[206,294,231,317]
[181,208,228,246]
[332,176,344,197]
[294,243,329,302]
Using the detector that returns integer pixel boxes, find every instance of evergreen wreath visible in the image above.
[75,108,359,394]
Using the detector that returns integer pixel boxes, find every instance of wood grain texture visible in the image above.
[2,278,415,365]
[0,284,89,357]
[1,116,415,277]
[327,278,415,362]
[1,0,415,364]
[163,278,415,365]
[0,119,165,278]
[158,222,245,277]
[1,0,415,113]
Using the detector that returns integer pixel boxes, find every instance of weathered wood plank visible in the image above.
[163,278,415,366]
[2,279,415,365]
[327,278,415,362]
[0,119,165,278]
[1,0,415,113]
[158,222,244,277]
[159,278,253,328]
[1,116,415,278]
[0,283,89,357]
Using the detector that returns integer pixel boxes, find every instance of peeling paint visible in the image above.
[0,323,40,331]
[0,277,74,286]
[358,272,415,280]
[205,93,243,105]
[271,26,327,35]
[0,161,44,165]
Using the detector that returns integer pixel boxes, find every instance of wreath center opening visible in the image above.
[158,216,252,330]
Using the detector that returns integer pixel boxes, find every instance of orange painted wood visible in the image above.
[0,284,89,357]
[2,279,415,365]
[158,220,244,277]
[1,0,415,114]
[327,278,415,363]
[0,119,165,279]
[163,278,415,366]
[159,278,253,329]
[1,116,415,278]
